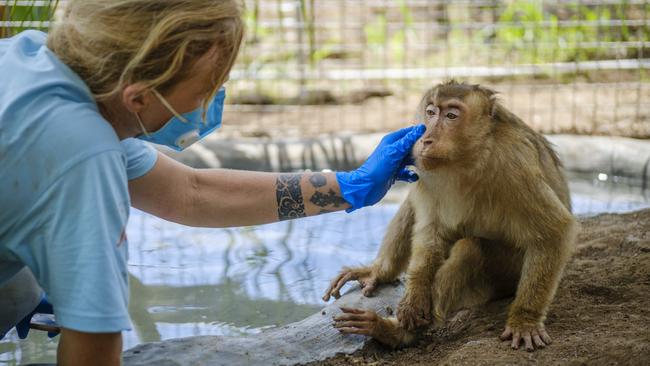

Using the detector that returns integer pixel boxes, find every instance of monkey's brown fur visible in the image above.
[324,81,578,351]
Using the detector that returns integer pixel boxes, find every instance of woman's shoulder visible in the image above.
[1,31,119,154]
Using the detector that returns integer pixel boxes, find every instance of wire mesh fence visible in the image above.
[1,0,648,138]
[226,0,650,139]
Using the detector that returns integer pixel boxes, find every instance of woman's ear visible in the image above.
[121,83,154,114]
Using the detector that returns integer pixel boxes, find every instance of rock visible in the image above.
[123,282,405,366]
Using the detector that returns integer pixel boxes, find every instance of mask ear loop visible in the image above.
[152,89,189,123]
[134,113,151,137]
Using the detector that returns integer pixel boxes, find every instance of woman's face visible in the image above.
[125,46,225,135]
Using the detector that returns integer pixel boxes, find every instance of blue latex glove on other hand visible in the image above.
[15,293,59,339]
[336,124,426,212]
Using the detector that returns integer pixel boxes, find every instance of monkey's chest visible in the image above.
[414,193,505,243]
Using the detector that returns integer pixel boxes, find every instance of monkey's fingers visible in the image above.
[331,272,354,299]
[531,329,546,349]
[398,306,431,331]
[323,271,354,301]
[511,330,521,350]
[334,320,371,329]
[322,273,345,301]
[361,278,377,296]
[398,312,417,331]
[336,307,380,324]
[336,327,371,336]
[338,306,367,314]
[522,332,534,352]
[538,326,552,345]
[499,326,513,341]
[503,325,551,351]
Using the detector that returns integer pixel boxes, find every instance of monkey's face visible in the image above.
[413,82,494,171]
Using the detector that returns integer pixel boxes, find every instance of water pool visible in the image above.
[1,172,649,365]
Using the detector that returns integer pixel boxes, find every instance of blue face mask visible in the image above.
[136,87,225,151]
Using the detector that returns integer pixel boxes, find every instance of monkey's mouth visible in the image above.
[417,154,449,169]
[417,154,447,163]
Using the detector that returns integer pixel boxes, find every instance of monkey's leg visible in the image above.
[501,221,577,352]
[434,238,492,321]
[323,200,415,301]
[333,307,416,348]
[434,238,522,321]
[397,229,448,331]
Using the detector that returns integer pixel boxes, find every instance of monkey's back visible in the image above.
[503,115,572,212]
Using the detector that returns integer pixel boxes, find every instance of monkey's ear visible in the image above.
[489,94,500,119]
[475,85,500,120]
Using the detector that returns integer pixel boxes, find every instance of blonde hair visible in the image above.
[47,0,244,107]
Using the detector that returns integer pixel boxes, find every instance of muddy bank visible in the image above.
[308,209,650,366]
[217,85,650,139]
[123,209,650,366]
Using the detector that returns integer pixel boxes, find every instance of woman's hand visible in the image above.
[336,124,425,212]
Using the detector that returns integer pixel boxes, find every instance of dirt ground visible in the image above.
[306,209,650,366]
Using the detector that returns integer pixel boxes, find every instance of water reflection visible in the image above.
[2,174,649,365]
[568,172,650,216]
[122,202,396,352]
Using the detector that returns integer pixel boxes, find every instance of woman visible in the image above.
[0,1,424,364]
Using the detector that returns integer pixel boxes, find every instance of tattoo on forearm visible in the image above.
[309,173,327,188]
[310,189,347,208]
[276,174,306,221]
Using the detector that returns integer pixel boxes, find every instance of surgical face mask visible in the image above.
[136,87,225,151]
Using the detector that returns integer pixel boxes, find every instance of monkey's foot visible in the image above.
[333,307,413,348]
[323,267,383,301]
[397,290,433,331]
[446,309,472,333]
[499,323,552,352]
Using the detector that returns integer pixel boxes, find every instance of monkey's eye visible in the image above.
[446,112,458,120]
[425,104,436,117]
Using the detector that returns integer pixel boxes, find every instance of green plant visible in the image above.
[494,0,633,64]
[1,0,59,38]
[363,0,415,66]
[298,0,316,68]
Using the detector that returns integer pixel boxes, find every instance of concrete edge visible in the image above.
[159,134,650,182]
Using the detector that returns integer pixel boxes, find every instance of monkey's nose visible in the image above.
[421,138,434,147]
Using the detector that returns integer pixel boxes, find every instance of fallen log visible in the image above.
[123,281,405,366]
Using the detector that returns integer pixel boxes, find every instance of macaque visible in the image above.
[323,81,577,352]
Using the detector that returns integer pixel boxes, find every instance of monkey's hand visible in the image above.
[322,266,382,301]
[333,307,381,337]
[500,322,552,352]
[397,288,433,331]
[334,307,416,348]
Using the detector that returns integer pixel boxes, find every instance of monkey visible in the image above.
[322,80,578,352]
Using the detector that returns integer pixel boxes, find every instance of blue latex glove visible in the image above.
[15,293,59,339]
[336,124,426,212]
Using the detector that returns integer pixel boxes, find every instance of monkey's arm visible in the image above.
[323,199,415,301]
[502,190,577,351]
[397,227,449,330]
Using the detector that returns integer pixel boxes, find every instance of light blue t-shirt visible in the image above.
[0,31,158,332]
